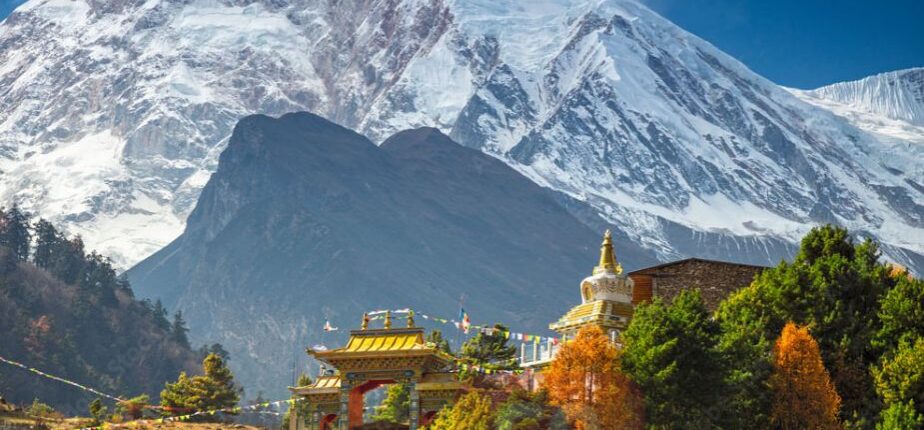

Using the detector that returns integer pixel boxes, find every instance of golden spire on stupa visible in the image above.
[593,229,623,275]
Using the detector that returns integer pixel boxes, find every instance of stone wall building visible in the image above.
[628,258,768,311]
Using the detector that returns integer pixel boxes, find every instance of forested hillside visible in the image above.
[0,206,200,414]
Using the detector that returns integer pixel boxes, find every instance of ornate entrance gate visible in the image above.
[289,312,463,430]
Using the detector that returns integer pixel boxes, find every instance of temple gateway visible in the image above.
[289,312,461,430]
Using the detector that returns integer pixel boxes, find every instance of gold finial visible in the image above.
[384,311,392,329]
[361,313,369,330]
[407,310,415,328]
[593,229,622,275]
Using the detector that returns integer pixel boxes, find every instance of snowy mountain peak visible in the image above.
[0,0,922,274]
[804,68,924,126]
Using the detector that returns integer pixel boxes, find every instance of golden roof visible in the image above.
[310,327,453,367]
[550,299,633,332]
[290,375,341,395]
[342,330,428,353]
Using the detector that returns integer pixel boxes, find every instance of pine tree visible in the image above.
[161,372,196,415]
[88,398,107,425]
[172,310,190,348]
[0,205,31,261]
[54,236,86,284]
[460,324,516,369]
[32,219,61,269]
[544,325,643,430]
[622,289,730,428]
[80,251,118,304]
[770,322,841,430]
[427,329,452,355]
[190,352,240,417]
[160,353,240,420]
[152,299,170,331]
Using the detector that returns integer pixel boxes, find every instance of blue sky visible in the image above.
[0,0,23,21]
[644,0,924,88]
[1,0,921,89]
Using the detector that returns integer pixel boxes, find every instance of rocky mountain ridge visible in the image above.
[127,112,656,396]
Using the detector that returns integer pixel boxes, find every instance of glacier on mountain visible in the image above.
[0,0,921,273]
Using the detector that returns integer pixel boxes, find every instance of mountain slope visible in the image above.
[792,68,924,144]
[127,112,657,396]
[0,239,198,414]
[0,0,921,271]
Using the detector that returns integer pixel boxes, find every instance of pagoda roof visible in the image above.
[341,329,429,353]
[309,327,454,369]
[290,374,341,395]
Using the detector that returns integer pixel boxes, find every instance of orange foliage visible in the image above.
[770,322,842,430]
[544,325,644,430]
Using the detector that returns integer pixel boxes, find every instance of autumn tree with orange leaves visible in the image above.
[544,325,643,430]
[770,322,842,430]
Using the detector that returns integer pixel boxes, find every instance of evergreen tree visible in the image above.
[32,218,61,269]
[715,285,775,429]
[460,324,516,369]
[161,372,196,415]
[770,322,841,430]
[196,353,240,411]
[373,383,410,423]
[622,289,730,429]
[53,236,86,284]
[427,329,452,355]
[88,398,107,425]
[152,299,170,331]
[172,310,190,348]
[79,251,118,304]
[875,276,924,355]
[0,205,31,261]
[873,338,924,424]
[877,401,923,430]
[161,353,240,420]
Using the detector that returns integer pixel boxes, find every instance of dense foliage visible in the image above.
[494,390,567,430]
[714,225,914,429]
[622,289,730,428]
[429,390,494,430]
[0,207,199,413]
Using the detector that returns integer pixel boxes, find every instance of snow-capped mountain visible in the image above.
[792,68,924,145]
[0,0,921,272]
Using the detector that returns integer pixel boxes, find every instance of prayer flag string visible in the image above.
[0,354,125,403]
[366,308,561,346]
